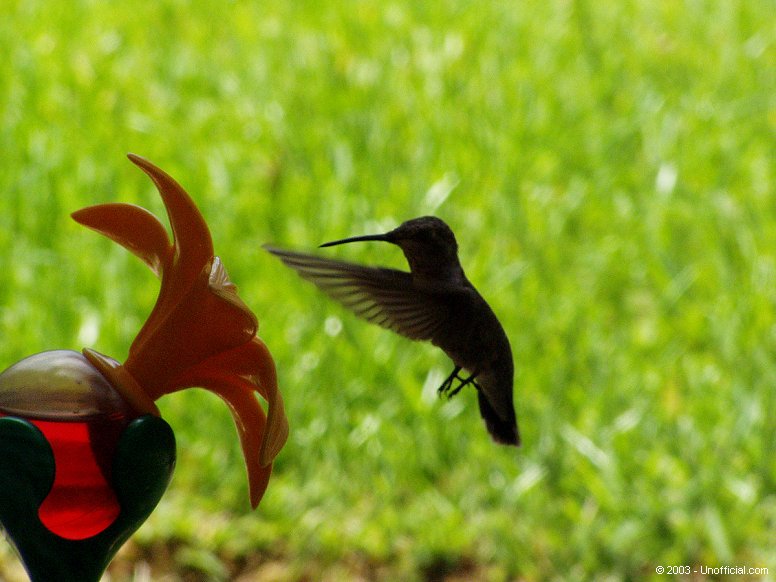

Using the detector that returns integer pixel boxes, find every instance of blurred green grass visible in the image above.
[0,0,774,580]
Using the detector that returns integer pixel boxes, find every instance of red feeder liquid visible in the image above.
[0,351,137,540]
[35,417,123,539]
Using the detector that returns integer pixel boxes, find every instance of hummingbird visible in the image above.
[264,216,519,446]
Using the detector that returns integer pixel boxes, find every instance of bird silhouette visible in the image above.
[265,216,519,446]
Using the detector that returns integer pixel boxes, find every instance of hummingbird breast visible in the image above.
[429,286,517,439]
[427,286,507,372]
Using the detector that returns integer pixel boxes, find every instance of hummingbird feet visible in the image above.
[437,367,480,399]
[438,366,462,397]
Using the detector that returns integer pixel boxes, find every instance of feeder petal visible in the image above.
[72,155,288,508]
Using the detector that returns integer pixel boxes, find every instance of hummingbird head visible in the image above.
[321,216,463,279]
[386,215,458,252]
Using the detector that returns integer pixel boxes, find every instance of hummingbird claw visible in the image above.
[445,372,480,399]
[437,366,462,398]
[437,366,479,399]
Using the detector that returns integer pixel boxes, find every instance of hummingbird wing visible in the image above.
[264,245,450,341]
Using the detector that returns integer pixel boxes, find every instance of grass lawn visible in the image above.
[0,1,773,580]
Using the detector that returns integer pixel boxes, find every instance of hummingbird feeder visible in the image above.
[0,155,288,581]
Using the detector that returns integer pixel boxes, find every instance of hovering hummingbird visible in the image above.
[264,216,519,446]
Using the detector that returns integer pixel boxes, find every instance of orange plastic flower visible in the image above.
[72,154,288,508]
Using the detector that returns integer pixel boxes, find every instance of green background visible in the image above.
[0,1,773,580]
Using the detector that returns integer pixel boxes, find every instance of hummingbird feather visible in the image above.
[263,246,450,341]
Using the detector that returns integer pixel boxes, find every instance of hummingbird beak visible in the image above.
[319,233,393,248]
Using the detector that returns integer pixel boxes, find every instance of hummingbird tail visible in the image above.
[477,390,520,446]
